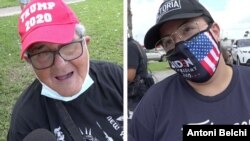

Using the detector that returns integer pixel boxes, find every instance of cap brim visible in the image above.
[144,13,202,49]
[21,23,76,59]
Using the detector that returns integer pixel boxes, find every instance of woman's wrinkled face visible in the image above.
[26,33,90,97]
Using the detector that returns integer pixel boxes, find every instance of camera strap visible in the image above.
[55,101,85,141]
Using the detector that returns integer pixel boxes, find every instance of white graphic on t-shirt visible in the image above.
[54,126,65,141]
[128,110,133,120]
[182,119,250,130]
[116,115,123,121]
[186,119,250,125]
[107,116,122,130]
[79,128,99,141]
[107,115,124,137]
[187,119,213,125]
[96,122,114,141]
[74,115,123,140]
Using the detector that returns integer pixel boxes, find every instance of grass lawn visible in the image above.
[0,0,123,140]
[148,61,170,72]
[0,0,18,8]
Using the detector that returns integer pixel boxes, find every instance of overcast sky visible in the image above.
[131,0,250,45]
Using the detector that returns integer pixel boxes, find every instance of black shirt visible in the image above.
[7,61,123,141]
[127,38,148,78]
[130,65,250,141]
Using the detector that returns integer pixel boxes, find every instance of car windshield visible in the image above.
[238,39,250,47]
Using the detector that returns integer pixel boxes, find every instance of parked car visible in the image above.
[231,39,250,65]
[145,47,167,62]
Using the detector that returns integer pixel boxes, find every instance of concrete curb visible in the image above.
[153,69,176,83]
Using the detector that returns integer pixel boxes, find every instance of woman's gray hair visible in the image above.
[75,23,86,38]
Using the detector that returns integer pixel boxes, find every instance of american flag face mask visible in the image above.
[168,30,220,83]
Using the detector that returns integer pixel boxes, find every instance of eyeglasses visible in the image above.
[27,39,85,70]
[155,20,208,57]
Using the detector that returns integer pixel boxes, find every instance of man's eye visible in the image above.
[28,44,49,54]
[164,39,174,45]
[37,52,49,57]
[183,26,195,33]
[33,52,51,59]
[180,25,197,37]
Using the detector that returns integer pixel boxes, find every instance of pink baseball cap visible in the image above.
[18,0,79,59]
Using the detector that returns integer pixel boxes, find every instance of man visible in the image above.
[130,0,250,140]
[7,0,123,140]
[127,37,149,113]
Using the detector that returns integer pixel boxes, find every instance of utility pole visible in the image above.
[127,0,133,38]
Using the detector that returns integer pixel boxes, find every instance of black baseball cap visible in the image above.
[144,0,214,49]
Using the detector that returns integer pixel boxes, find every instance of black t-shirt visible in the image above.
[7,61,123,141]
[127,38,148,78]
[127,38,149,112]
[130,65,250,141]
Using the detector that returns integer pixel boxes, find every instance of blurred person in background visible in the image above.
[127,37,153,115]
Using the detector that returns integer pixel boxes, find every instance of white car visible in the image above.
[145,47,167,62]
[232,39,250,65]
